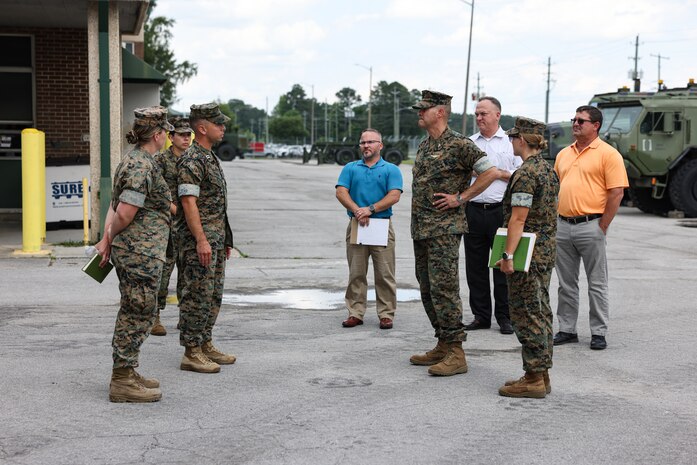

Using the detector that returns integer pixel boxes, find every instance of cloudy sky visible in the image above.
[153,0,697,125]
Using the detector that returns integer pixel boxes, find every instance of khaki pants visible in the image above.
[344,220,396,320]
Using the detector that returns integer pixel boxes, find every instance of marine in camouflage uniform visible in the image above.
[110,112,172,369]
[152,116,192,335]
[498,117,559,398]
[176,103,235,373]
[95,106,174,403]
[408,90,497,376]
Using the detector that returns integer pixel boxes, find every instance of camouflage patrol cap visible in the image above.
[505,116,546,137]
[189,102,231,124]
[168,116,192,134]
[133,106,174,131]
[412,90,453,110]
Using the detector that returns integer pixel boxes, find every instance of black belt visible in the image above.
[559,214,602,224]
[468,202,502,210]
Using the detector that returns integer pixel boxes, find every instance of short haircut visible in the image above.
[189,117,206,134]
[479,96,501,112]
[360,128,382,140]
[576,105,603,130]
[439,103,452,119]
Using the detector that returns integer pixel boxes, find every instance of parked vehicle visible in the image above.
[303,140,409,166]
[214,127,248,161]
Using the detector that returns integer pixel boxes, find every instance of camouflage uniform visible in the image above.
[153,118,191,315]
[502,117,560,373]
[412,123,494,342]
[110,142,172,368]
[176,137,233,348]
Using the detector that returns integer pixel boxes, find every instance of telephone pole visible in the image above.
[545,57,551,123]
[631,35,641,91]
[392,88,400,139]
[459,0,474,136]
[650,53,670,89]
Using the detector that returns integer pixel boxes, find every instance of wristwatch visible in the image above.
[502,252,514,261]
[456,194,465,205]
[369,204,376,214]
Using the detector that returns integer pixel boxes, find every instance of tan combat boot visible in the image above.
[499,371,547,398]
[202,341,236,365]
[109,367,162,403]
[133,369,160,389]
[151,315,167,336]
[409,339,448,366]
[428,342,468,376]
[180,346,221,373]
[504,370,551,394]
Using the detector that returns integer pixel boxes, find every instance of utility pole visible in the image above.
[265,97,269,143]
[459,0,474,135]
[545,57,551,123]
[630,34,641,92]
[392,88,400,140]
[650,53,670,89]
[324,98,328,142]
[310,84,315,145]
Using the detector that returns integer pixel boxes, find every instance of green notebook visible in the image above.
[488,228,537,272]
[82,253,114,283]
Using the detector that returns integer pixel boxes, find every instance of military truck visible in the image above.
[588,80,697,217]
[214,127,249,161]
[303,140,408,165]
[542,121,573,163]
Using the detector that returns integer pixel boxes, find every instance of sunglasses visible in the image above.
[570,117,595,125]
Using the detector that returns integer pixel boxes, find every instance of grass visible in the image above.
[53,240,89,247]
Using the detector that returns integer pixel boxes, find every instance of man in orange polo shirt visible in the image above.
[553,105,628,350]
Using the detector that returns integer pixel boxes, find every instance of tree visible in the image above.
[268,111,307,141]
[228,99,267,135]
[274,84,309,116]
[335,87,361,109]
[143,1,198,107]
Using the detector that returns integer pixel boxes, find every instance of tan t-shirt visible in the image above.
[554,137,628,217]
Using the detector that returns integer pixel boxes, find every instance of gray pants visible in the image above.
[555,217,609,336]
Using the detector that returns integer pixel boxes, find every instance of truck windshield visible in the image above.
[599,106,642,134]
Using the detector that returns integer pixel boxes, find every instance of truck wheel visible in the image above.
[216,144,235,161]
[669,158,697,217]
[384,150,402,165]
[628,187,673,216]
[335,149,354,165]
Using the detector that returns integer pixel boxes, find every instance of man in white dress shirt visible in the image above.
[463,96,521,334]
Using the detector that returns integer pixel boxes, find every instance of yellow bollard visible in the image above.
[16,129,49,255]
[83,177,89,246]
[38,130,46,243]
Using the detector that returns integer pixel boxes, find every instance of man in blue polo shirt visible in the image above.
[336,128,404,329]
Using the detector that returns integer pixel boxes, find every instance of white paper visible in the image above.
[355,218,389,246]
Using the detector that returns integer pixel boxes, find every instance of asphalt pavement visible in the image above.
[1,158,696,465]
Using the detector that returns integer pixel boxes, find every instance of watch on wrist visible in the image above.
[456,194,465,205]
[502,252,514,261]
[369,204,376,213]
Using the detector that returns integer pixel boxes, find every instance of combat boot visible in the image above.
[499,371,546,398]
[428,342,468,376]
[505,370,551,394]
[151,316,167,336]
[109,367,162,403]
[202,341,236,365]
[409,339,448,366]
[180,346,220,373]
[133,369,160,389]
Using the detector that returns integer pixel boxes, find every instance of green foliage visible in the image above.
[228,99,268,135]
[143,2,198,107]
[268,112,307,140]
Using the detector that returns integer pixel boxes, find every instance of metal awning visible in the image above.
[122,47,166,84]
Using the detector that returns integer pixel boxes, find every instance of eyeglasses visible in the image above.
[358,140,381,146]
[570,117,595,125]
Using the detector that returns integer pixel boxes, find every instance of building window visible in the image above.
[0,34,34,158]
